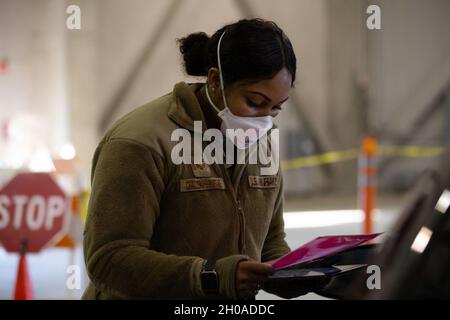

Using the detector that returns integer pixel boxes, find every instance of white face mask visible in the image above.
[205,31,273,150]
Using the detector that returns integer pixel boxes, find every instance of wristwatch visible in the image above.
[200,259,219,295]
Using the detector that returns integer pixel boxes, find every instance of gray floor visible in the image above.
[0,193,405,300]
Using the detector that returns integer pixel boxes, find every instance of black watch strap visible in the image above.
[201,259,219,295]
[203,259,216,271]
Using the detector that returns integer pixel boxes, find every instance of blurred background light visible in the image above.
[59,143,77,160]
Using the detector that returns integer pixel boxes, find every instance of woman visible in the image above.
[82,18,304,300]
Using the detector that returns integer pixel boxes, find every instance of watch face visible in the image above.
[201,271,218,291]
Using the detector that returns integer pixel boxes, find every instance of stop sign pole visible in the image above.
[0,172,70,299]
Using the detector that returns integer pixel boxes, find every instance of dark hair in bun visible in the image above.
[178,32,210,76]
[177,18,297,87]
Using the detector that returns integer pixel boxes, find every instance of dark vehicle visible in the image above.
[264,143,450,299]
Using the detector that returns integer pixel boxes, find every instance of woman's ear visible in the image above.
[207,68,221,92]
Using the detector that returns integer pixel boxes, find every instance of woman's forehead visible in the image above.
[235,68,292,101]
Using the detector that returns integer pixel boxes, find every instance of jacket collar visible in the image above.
[168,81,208,132]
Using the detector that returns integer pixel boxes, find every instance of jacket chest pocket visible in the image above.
[245,175,279,213]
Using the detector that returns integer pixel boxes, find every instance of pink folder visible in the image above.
[270,233,381,270]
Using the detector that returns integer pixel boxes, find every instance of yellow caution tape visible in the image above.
[281,149,359,170]
[281,146,444,170]
[377,146,444,158]
[80,190,90,224]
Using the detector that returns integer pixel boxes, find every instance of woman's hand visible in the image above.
[235,260,275,299]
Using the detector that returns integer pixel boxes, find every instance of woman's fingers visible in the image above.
[240,261,275,276]
[236,260,275,298]
[241,271,267,282]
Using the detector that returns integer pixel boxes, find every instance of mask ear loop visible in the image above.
[216,31,229,110]
[205,80,222,114]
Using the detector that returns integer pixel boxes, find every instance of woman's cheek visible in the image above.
[230,101,251,116]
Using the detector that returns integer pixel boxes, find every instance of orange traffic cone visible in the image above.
[14,240,34,300]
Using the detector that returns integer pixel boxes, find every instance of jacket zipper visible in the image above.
[217,164,246,254]
[236,199,246,254]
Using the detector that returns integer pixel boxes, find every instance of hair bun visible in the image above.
[178,32,210,76]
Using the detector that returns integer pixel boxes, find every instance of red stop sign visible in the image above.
[0,172,70,253]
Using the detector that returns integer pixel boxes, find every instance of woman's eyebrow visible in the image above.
[248,91,271,101]
[248,91,289,104]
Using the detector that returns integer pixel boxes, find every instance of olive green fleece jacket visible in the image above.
[82,82,291,299]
